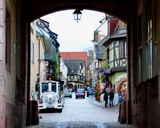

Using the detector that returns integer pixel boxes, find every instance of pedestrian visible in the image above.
[114,92,119,106]
[103,92,108,107]
[119,95,123,104]
[101,85,109,107]
[108,91,114,107]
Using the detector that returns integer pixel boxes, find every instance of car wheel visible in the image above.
[70,96,72,98]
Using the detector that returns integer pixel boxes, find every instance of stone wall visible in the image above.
[0,0,6,127]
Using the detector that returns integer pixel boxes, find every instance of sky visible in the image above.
[41,10,105,52]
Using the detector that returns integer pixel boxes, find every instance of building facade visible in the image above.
[60,58,68,86]
[64,60,86,89]
[100,17,127,97]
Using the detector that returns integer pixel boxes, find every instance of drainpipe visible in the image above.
[38,37,40,78]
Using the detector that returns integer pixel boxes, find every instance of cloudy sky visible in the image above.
[41,9,105,52]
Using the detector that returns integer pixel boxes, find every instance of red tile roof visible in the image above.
[60,52,88,67]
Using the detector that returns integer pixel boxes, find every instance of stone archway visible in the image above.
[23,0,135,23]
[0,0,139,127]
[22,3,135,126]
[3,0,160,127]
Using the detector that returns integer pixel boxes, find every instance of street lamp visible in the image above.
[73,9,82,23]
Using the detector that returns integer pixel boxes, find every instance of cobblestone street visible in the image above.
[27,93,137,128]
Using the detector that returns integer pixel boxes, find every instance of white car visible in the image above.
[64,88,72,98]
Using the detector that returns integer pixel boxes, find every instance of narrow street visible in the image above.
[28,92,136,128]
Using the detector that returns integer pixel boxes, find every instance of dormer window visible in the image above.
[70,75,74,79]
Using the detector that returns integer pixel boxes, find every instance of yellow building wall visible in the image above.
[30,21,46,99]
[30,21,37,99]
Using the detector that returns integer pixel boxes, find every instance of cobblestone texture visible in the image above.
[26,93,137,128]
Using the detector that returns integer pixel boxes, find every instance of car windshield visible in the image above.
[42,83,48,93]
[52,83,56,92]
[42,83,57,93]
[77,90,84,93]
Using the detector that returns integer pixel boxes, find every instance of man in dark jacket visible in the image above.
[103,92,108,107]
[109,91,114,107]
[101,86,109,107]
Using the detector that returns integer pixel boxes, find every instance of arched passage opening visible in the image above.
[1,0,140,127]
[1,0,160,127]
[26,7,131,126]
[23,5,134,126]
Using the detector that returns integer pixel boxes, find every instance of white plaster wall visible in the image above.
[60,58,68,85]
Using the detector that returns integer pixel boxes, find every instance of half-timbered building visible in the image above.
[100,16,127,97]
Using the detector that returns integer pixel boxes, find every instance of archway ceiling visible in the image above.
[23,0,136,23]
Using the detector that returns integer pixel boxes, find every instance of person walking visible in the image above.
[101,85,109,107]
[114,92,119,106]
[109,91,114,107]
[103,91,108,107]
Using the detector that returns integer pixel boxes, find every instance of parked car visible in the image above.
[87,88,93,97]
[75,89,85,99]
[64,88,72,98]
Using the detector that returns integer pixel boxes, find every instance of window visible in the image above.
[70,75,74,79]
[138,49,142,82]
[106,48,109,63]
[30,41,35,63]
[145,0,152,79]
[52,83,57,92]
[5,6,11,72]
[42,83,48,93]
[120,41,127,58]
[138,13,143,83]
[94,31,98,42]
[154,0,158,75]
[59,72,62,78]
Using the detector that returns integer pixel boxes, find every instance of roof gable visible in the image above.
[60,52,88,68]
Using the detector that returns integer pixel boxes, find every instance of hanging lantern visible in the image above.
[73,9,82,23]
